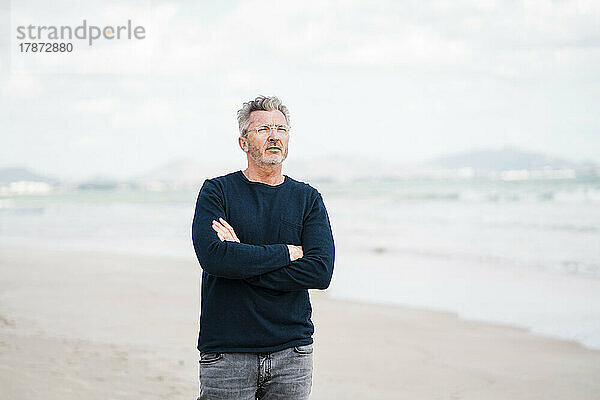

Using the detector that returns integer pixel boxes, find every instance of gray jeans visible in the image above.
[197,343,313,400]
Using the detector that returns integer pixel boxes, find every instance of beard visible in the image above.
[247,141,288,166]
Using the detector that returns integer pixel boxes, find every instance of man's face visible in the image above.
[241,110,289,167]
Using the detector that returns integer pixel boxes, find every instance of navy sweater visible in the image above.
[191,170,335,354]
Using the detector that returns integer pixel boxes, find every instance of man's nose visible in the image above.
[267,127,282,140]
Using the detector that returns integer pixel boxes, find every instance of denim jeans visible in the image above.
[197,343,313,400]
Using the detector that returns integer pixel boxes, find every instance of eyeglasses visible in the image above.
[245,124,290,137]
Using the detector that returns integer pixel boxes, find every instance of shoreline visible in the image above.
[1,244,599,399]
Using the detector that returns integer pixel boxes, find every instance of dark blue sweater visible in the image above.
[191,170,335,354]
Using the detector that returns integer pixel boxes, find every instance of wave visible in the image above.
[365,246,600,280]
[381,188,600,204]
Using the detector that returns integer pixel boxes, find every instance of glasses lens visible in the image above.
[252,125,289,135]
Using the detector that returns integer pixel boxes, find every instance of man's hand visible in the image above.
[212,218,240,242]
[287,245,303,262]
[212,218,303,261]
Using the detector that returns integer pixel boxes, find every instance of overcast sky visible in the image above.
[1,0,599,179]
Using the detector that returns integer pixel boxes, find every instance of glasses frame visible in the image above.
[245,123,290,137]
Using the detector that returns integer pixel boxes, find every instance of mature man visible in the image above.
[191,95,335,399]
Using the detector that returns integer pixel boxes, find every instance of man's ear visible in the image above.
[238,136,248,153]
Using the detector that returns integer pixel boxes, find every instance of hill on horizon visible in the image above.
[1,147,596,185]
[0,166,60,185]
[425,146,590,171]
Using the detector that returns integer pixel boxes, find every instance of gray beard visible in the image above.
[248,142,288,166]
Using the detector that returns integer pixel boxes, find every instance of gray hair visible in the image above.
[237,95,290,137]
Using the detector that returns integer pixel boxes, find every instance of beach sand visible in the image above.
[1,244,599,399]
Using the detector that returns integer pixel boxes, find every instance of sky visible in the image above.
[1,0,599,180]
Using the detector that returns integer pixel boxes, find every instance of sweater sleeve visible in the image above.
[244,192,335,291]
[191,179,290,279]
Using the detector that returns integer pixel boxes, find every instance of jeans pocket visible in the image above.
[199,352,223,365]
[293,343,314,355]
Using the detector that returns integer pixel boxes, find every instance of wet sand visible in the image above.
[1,244,599,399]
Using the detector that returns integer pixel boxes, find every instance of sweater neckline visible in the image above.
[237,170,288,188]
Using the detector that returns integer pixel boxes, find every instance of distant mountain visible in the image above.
[130,158,236,189]
[76,174,122,190]
[427,147,584,171]
[285,154,401,181]
[135,148,596,187]
[5,146,594,190]
[131,155,401,187]
[0,166,60,185]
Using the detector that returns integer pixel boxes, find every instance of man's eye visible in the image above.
[257,127,269,134]
[277,127,288,133]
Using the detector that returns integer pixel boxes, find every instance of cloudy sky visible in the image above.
[1,0,599,179]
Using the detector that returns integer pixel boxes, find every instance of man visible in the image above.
[191,95,335,400]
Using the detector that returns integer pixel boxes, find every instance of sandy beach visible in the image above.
[1,244,599,399]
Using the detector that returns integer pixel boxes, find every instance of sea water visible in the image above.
[1,176,599,349]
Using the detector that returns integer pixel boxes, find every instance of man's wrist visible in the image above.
[286,244,303,262]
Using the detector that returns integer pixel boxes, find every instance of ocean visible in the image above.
[1,175,599,349]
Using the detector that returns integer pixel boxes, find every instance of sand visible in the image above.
[1,244,599,399]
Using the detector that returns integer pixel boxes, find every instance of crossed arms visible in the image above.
[191,179,335,291]
[212,217,305,262]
